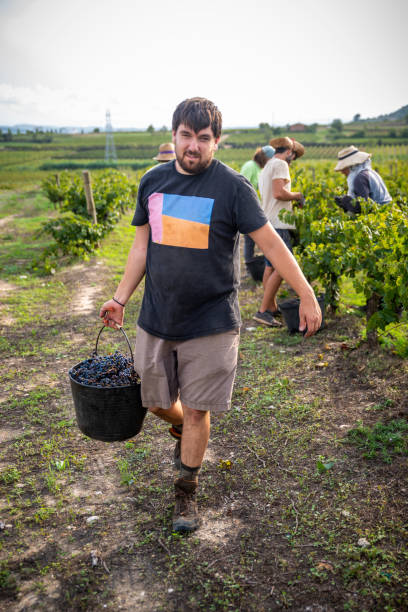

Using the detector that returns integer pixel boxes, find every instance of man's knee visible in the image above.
[182,405,208,425]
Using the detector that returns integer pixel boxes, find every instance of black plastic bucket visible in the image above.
[278,294,325,334]
[245,255,265,282]
[69,326,147,442]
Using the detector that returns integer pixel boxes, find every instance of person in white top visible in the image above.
[253,137,305,326]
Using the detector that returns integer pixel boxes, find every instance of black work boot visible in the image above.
[173,476,200,533]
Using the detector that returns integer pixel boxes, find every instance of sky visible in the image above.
[0,0,407,129]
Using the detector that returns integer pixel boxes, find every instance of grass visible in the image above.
[345,420,408,462]
[0,190,56,275]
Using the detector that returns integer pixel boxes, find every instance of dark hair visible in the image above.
[253,147,268,168]
[172,97,222,138]
[274,146,291,155]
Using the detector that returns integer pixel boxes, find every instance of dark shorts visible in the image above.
[265,229,294,267]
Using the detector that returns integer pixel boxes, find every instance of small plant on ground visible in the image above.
[345,419,408,462]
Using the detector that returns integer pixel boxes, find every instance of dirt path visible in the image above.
[1,258,407,611]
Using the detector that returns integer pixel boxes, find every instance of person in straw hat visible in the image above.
[153,142,176,163]
[334,145,391,213]
[253,136,305,327]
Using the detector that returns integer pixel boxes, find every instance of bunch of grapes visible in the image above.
[70,351,139,388]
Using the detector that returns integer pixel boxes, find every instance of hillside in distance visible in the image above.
[364,104,408,122]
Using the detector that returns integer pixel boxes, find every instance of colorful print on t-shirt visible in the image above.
[148,192,214,249]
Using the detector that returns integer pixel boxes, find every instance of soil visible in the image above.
[0,258,407,611]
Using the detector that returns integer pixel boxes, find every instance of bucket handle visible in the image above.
[93,325,134,367]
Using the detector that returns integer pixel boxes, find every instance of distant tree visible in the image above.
[353,113,361,122]
[146,124,155,134]
[273,126,282,135]
[305,123,318,133]
[3,129,13,142]
[160,125,168,133]
[331,119,343,132]
[93,127,100,133]
[258,122,273,140]
[401,128,408,138]
[404,113,408,125]
[388,129,397,138]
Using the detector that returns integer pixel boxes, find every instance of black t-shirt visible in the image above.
[132,159,267,340]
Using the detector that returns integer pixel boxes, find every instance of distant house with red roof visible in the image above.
[289,123,306,132]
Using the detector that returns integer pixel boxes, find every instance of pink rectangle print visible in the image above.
[148,192,163,243]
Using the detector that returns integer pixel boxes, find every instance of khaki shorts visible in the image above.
[134,327,240,413]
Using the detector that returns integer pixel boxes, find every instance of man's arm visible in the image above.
[99,224,149,328]
[249,222,322,336]
[272,178,302,202]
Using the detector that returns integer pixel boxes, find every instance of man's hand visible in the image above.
[334,195,361,213]
[99,299,124,329]
[335,195,348,211]
[298,293,322,338]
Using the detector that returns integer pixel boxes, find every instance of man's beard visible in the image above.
[177,150,213,174]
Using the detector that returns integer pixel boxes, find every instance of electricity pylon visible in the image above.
[104,110,117,164]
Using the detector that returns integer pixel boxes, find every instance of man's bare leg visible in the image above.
[149,398,183,426]
[173,405,210,533]
[260,270,282,313]
[180,405,210,468]
[262,265,272,290]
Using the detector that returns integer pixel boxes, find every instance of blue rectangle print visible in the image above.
[162,193,214,225]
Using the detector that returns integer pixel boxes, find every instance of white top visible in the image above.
[259,157,295,230]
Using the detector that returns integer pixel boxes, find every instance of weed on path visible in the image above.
[1,207,407,611]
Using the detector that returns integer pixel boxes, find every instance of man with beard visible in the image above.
[99,99,321,534]
[253,137,305,326]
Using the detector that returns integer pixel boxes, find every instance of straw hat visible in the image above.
[153,142,176,161]
[291,139,304,159]
[269,137,304,158]
[334,146,371,171]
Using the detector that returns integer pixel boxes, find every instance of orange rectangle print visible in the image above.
[161,215,209,249]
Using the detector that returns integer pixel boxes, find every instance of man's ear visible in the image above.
[213,137,220,151]
[172,130,176,144]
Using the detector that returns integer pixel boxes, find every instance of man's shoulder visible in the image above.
[140,161,174,184]
[354,169,370,187]
[270,157,288,169]
[213,159,240,177]
[357,169,371,180]
[266,157,289,178]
